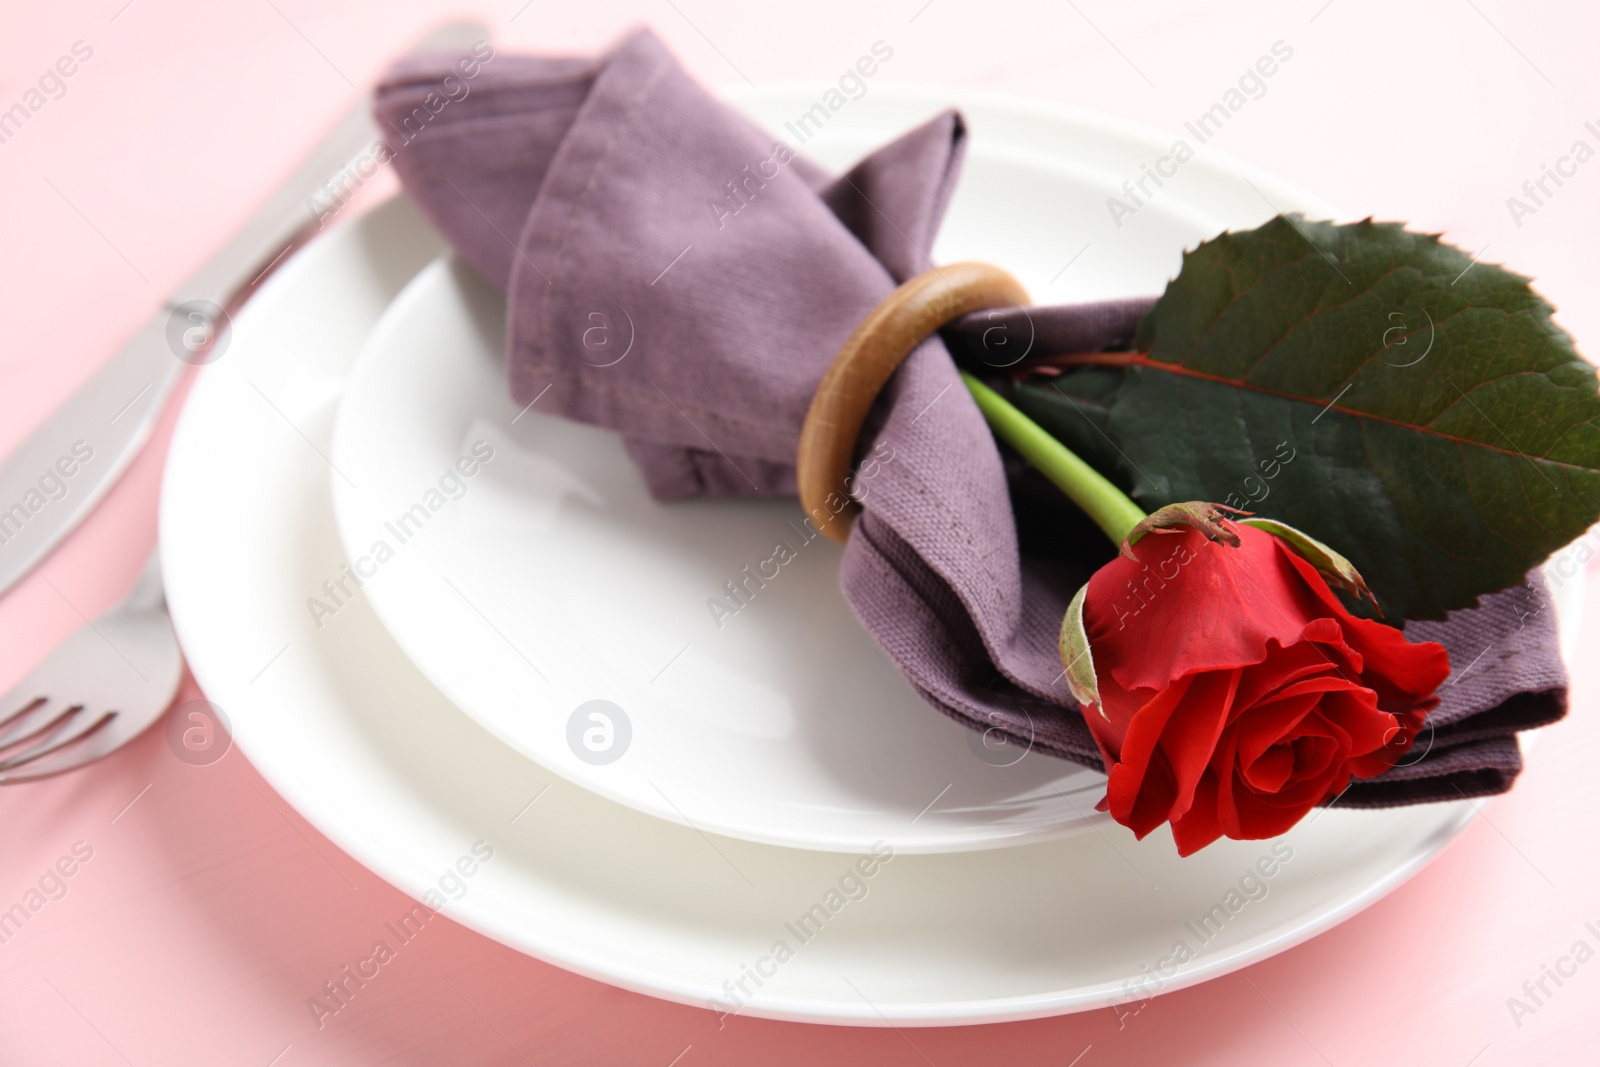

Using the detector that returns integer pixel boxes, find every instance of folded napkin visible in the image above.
[374,28,1566,804]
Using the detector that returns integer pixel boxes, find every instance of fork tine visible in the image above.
[0,701,75,754]
[0,704,84,760]
[0,710,118,772]
[0,697,48,743]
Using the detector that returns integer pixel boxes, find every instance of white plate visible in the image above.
[161,88,1582,1025]
[325,85,1344,854]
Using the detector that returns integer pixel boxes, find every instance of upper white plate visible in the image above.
[325,84,1343,853]
[159,161,1581,1025]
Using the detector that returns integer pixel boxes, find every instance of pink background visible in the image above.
[3,1,1598,1063]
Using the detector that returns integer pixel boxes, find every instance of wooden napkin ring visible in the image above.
[796,261,1031,543]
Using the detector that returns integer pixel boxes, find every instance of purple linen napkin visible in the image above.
[374,28,1566,803]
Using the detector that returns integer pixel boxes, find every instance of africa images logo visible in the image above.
[0,441,95,548]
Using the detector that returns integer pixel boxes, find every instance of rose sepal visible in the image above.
[1120,500,1245,561]
[1239,516,1380,613]
[1059,582,1102,715]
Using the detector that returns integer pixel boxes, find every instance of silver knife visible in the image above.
[0,20,488,599]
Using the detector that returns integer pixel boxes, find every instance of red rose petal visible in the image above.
[1232,640,1349,712]
[1170,771,1225,856]
[1289,733,1339,782]
[1157,670,1241,820]
[1234,690,1323,766]
[1084,526,1317,693]
[1111,740,1226,840]
[1315,687,1397,757]
[1101,677,1197,832]
[1242,742,1295,792]
[1273,540,1451,703]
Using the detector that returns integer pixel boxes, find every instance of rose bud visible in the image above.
[1060,503,1451,856]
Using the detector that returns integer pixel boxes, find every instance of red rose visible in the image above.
[1061,509,1450,856]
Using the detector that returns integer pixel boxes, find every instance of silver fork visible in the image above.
[0,549,183,782]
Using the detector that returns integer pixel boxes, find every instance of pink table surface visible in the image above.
[3,1,1598,1063]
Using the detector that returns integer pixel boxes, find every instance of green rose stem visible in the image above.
[960,371,1146,546]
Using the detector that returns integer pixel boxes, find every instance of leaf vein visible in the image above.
[1131,358,1600,474]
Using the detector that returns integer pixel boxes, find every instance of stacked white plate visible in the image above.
[159,85,1582,1025]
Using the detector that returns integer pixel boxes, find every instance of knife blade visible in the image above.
[0,20,489,599]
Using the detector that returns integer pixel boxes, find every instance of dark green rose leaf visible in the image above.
[1013,215,1600,621]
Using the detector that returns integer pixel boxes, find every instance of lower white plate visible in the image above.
[160,101,1580,1023]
